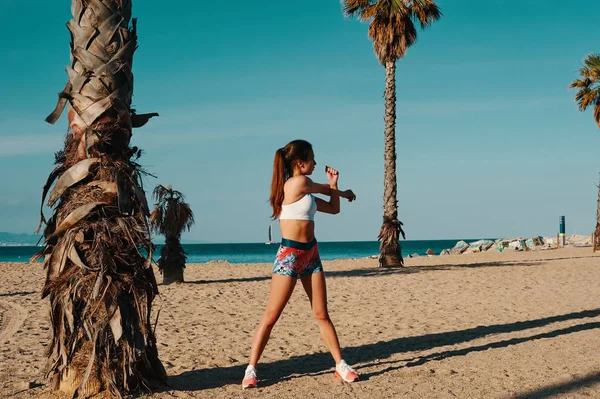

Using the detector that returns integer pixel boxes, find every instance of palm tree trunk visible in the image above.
[36,1,165,397]
[159,235,187,284]
[378,60,405,267]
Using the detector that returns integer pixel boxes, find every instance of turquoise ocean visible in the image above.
[0,239,485,264]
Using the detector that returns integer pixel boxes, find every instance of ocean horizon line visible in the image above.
[177,237,496,245]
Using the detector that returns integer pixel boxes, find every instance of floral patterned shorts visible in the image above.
[272,238,323,278]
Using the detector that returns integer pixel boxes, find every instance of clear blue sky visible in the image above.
[1,0,599,243]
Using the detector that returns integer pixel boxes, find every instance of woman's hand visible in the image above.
[325,165,339,187]
[342,189,357,202]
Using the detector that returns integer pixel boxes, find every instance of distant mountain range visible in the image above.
[0,232,42,246]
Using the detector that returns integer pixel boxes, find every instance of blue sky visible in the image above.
[1,0,599,243]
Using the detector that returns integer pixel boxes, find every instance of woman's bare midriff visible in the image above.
[279,219,315,243]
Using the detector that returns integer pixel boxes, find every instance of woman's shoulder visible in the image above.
[285,176,312,195]
[286,175,312,187]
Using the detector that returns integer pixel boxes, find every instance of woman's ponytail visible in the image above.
[269,140,313,219]
[269,148,287,219]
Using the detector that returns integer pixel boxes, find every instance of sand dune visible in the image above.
[1,247,600,398]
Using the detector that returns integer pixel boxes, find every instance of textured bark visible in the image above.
[159,236,187,284]
[36,1,166,398]
[378,60,405,267]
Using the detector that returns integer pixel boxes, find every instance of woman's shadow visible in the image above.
[162,307,600,392]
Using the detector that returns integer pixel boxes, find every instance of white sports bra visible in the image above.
[279,194,317,221]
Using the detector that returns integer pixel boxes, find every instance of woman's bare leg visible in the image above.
[249,274,296,366]
[300,271,342,363]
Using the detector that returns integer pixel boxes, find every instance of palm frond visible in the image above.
[360,4,380,20]
[369,13,417,63]
[344,0,440,64]
[570,53,600,127]
[570,78,591,89]
[342,0,371,17]
[409,0,442,28]
[150,184,195,238]
[178,203,195,232]
[574,88,597,111]
[584,53,600,71]
[577,66,595,80]
[149,207,163,232]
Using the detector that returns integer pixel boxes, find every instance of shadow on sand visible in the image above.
[164,308,600,392]
[0,291,35,297]
[512,371,600,398]
[184,259,546,285]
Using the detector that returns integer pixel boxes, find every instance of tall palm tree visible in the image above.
[342,0,442,267]
[150,185,195,284]
[34,1,165,397]
[570,53,600,251]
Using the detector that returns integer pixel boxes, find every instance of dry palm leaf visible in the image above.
[47,158,100,206]
[50,202,105,240]
[86,180,118,194]
[36,165,66,234]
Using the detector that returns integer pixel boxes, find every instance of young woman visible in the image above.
[242,139,359,389]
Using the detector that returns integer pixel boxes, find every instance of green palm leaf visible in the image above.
[570,53,600,128]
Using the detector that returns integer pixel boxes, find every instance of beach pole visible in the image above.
[559,216,566,247]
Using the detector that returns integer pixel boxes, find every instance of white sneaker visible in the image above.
[334,359,359,382]
[242,365,257,389]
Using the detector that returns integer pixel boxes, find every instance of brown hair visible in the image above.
[269,139,313,219]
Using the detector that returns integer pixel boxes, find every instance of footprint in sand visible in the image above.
[0,300,28,343]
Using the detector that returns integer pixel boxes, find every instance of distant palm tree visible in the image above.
[342,0,442,267]
[35,1,165,397]
[150,185,195,284]
[570,53,600,251]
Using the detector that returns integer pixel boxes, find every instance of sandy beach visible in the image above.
[1,247,600,398]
